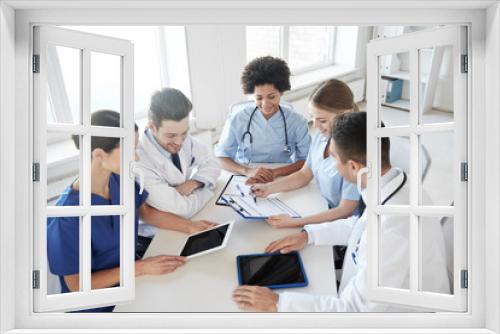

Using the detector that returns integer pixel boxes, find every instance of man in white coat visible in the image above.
[232,111,449,312]
[137,88,221,232]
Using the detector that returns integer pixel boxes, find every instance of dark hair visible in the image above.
[149,88,192,128]
[72,109,138,153]
[240,56,291,94]
[309,79,359,114]
[331,112,390,167]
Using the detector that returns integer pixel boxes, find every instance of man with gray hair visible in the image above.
[137,88,221,229]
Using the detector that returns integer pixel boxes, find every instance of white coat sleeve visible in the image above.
[138,164,214,219]
[277,262,378,312]
[303,216,358,246]
[189,137,221,190]
[278,216,411,312]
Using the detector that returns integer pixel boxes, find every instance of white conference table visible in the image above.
[115,170,337,312]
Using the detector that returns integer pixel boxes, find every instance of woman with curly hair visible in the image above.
[214,56,311,184]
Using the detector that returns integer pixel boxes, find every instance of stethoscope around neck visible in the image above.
[241,105,292,156]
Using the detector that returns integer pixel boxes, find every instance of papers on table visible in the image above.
[216,175,301,219]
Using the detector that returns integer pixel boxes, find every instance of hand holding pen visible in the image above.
[249,184,272,199]
[236,183,257,204]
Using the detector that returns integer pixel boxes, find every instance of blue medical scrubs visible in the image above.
[306,131,360,210]
[214,103,311,164]
[47,173,148,312]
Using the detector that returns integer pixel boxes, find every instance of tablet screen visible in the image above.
[180,224,230,257]
[237,253,306,287]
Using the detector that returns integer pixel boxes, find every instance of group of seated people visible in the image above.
[47,56,450,312]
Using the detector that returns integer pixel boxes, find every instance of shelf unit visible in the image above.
[374,26,445,113]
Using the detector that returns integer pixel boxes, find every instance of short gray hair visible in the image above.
[149,88,192,127]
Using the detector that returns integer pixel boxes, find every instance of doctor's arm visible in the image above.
[63,255,187,292]
[251,165,313,197]
[139,203,216,234]
[190,138,221,189]
[265,216,358,254]
[267,198,358,228]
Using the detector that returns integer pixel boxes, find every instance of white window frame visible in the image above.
[33,26,136,312]
[0,2,498,333]
[366,25,467,312]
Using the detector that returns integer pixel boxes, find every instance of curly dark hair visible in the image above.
[240,56,291,94]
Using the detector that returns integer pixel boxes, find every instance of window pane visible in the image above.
[288,26,334,73]
[246,26,282,62]
[47,133,81,206]
[47,216,81,295]
[420,216,453,295]
[64,26,168,117]
[91,215,122,291]
[334,26,359,68]
[91,52,121,118]
[382,136,410,205]
[419,45,454,125]
[379,214,409,290]
[419,132,454,206]
[379,51,410,127]
[46,45,81,125]
[90,136,122,205]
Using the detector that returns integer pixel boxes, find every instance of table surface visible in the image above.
[115,171,337,312]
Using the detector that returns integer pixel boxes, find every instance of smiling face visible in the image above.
[150,117,189,154]
[253,84,282,119]
[309,102,336,137]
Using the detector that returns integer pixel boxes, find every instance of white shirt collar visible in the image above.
[361,167,405,204]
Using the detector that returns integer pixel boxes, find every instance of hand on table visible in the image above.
[232,285,279,312]
[188,220,217,234]
[175,180,203,196]
[136,255,186,276]
[245,167,275,185]
[265,231,309,254]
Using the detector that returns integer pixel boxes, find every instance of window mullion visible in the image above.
[329,26,337,65]
[409,48,420,294]
[155,26,171,87]
[281,26,289,62]
[80,48,92,293]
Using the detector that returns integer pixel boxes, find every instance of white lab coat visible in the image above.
[136,129,221,219]
[278,168,450,312]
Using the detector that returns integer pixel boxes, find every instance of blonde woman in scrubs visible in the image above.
[251,79,361,228]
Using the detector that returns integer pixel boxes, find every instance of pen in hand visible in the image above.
[235,184,246,197]
[250,186,257,204]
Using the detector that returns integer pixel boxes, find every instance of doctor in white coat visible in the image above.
[233,112,449,312]
[137,88,221,230]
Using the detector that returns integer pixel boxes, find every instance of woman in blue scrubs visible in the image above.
[251,79,360,228]
[47,110,215,312]
[214,56,311,185]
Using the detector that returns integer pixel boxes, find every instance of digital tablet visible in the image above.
[179,221,234,259]
[236,252,308,289]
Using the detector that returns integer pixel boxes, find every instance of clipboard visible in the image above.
[221,194,301,220]
[215,174,248,206]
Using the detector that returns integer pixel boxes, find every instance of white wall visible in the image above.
[485,2,500,332]
[0,2,16,333]
[186,25,247,130]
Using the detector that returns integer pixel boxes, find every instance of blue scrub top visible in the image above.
[214,103,311,164]
[47,173,148,312]
[305,131,360,209]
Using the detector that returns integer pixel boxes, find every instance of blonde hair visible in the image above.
[309,79,358,115]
